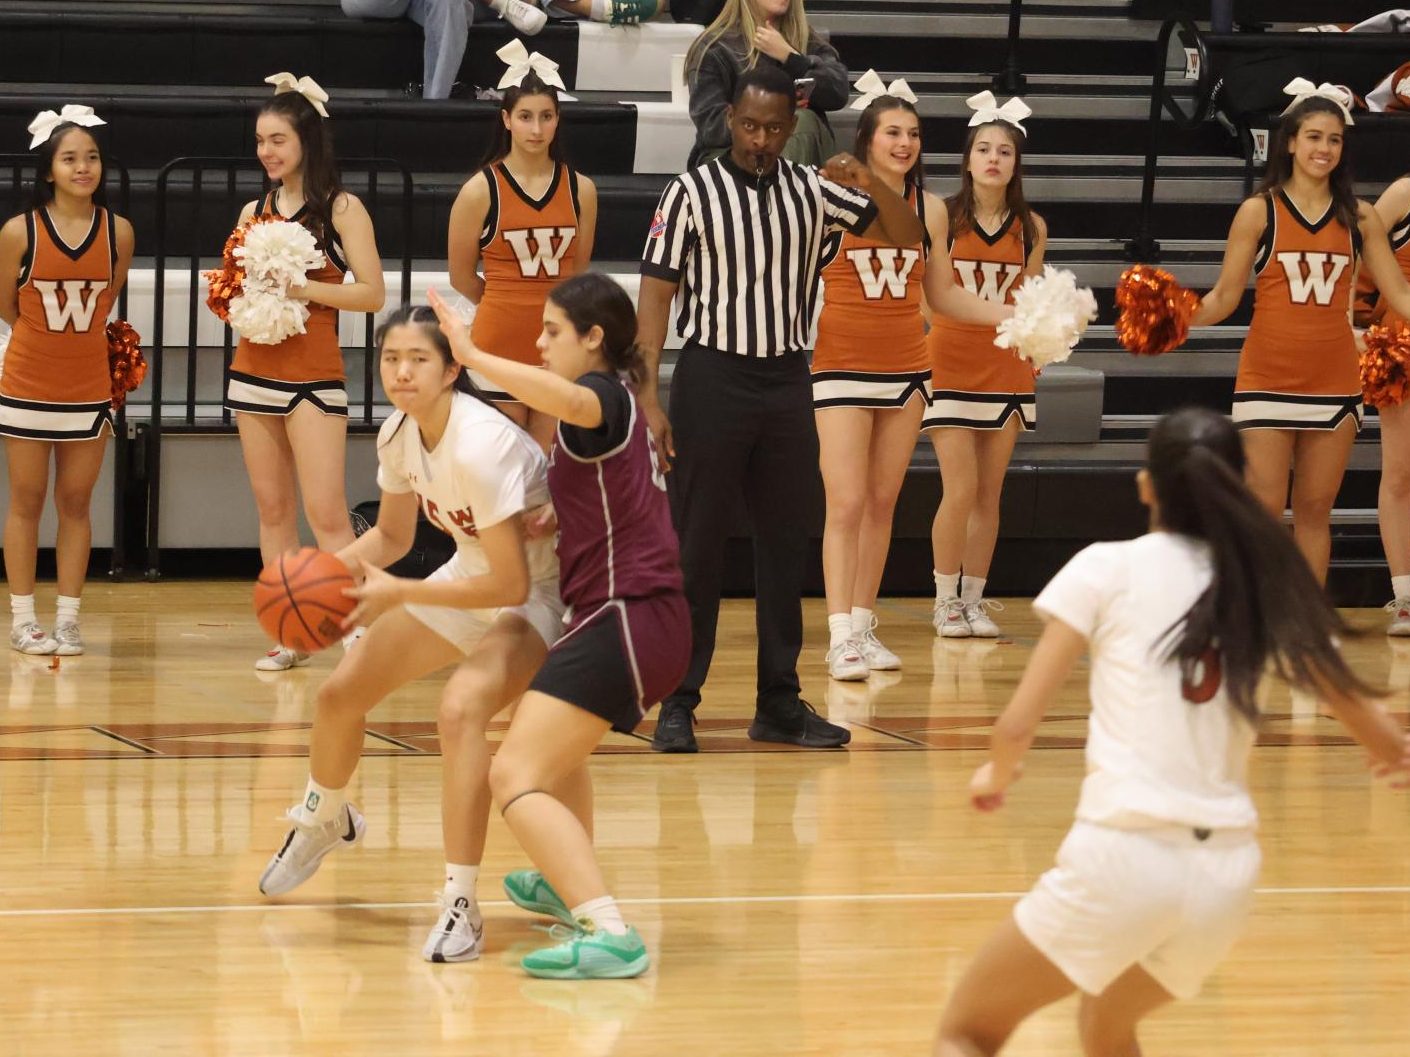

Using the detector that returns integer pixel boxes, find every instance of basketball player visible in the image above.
[925,92,1045,640]
[428,274,688,980]
[1189,83,1410,585]
[257,306,567,969]
[935,406,1410,1057]
[0,106,134,656]
[448,47,597,450]
[226,75,386,671]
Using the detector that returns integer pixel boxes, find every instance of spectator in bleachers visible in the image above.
[340,0,548,100]
[683,0,848,167]
[537,0,668,26]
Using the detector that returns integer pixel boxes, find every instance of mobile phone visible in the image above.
[794,77,816,106]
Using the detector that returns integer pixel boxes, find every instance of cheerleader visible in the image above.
[258,306,567,969]
[924,92,1045,640]
[935,406,1409,1057]
[448,43,597,451]
[227,75,385,671]
[428,275,688,980]
[1190,82,1410,585]
[0,106,133,656]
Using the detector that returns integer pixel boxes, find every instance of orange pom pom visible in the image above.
[1360,324,1410,409]
[105,319,146,410]
[1115,265,1202,357]
[203,215,275,323]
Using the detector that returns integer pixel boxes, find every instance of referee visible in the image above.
[636,64,925,752]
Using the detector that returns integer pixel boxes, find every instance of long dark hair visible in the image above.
[947,120,1038,255]
[547,273,646,385]
[1256,96,1358,232]
[853,96,924,192]
[478,74,567,169]
[31,123,107,209]
[1149,407,1379,722]
[259,91,343,248]
[373,305,491,404]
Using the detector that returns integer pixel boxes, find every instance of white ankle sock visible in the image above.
[827,613,852,649]
[590,0,610,18]
[55,595,80,627]
[850,607,873,635]
[299,777,346,824]
[10,594,36,630]
[571,895,628,935]
[1394,575,1410,601]
[444,863,481,910]
[934,571,960,600]
[960,576,986,604]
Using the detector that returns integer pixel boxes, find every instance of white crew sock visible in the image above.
[934,570,960,600]
[10,593,36,630]
[590,0,610,18]
[571,894,628,935]
[960,576,986,604]
[443,862,481,910]
[850,606,874,636]
[1394,574,1410,601]
[827,613,852,649]
[299,776,346,824]
[55,594,81,627]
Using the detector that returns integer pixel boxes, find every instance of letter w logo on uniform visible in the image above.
[846,248,920,300]
[503,227,576,279]
[1276,251,1349,306]
[954,261,1023,304]
[34,279,108,333]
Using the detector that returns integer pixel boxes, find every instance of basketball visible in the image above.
[253,547,356,653]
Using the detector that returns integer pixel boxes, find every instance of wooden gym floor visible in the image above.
[2,583,1408,1056]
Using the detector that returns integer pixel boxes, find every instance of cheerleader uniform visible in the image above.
[1374,205,1410,328]
[0,207,117,440]
[810,187,930,409]
[1232,190,1363,431]
[470,162,581,402]
[923,211,1035,431]
[224,192,348,417]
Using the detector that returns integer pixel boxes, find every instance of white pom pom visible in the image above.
[993,265,1098,370]
[228,285,312,346]
[0,322,9,381]
[234,219,324,291]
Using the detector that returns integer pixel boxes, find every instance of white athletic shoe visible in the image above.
[963,600,1004,639]
[259,802,366,896]
[255,645,310,672]
[1386,598,1410,637]
[853,617,901,671]
[10,621,57,655]
[52,621,85,656]
[825,639,869,681]
[422,894,485,963]
[495,0,548,35]
[933,597,971,638]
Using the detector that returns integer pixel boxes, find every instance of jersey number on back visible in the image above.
[1180,646,1223,704]
[952,261,1023,304]
[503,227,576,279]
[34,279,109,333]
[1276,252,1350,306]
[846,248,921,300]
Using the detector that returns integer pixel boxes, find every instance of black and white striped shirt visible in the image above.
[640,155,877,357]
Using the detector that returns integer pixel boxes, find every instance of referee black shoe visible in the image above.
[651,701,699,753]
[749,699,851,749]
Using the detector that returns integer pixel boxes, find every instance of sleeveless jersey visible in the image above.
[1,207,117,404]
[929,210,1035,395]
[376,390,557,582]
[472,162,581,367]
[1237,190,1360,395]
[549,373,682,612]
[230,191,347,383]
[812,187,929,373]
[1380,206,1410,329]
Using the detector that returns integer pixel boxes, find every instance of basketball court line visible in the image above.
[2,884,1407,919]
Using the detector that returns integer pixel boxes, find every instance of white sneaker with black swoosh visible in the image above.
[422,894,484,963]
[258,802,365,896]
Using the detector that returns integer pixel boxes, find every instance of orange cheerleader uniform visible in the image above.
[1374,205,1410,330]
[0,207,118,441]
[810,186,929,409]
[470,162,581,402]
[1233,190,1362,431]
[225,191,349,418]
[923,210,1035,431]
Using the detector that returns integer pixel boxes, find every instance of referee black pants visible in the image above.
[665,344,818,713]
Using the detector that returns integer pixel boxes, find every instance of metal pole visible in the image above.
[992,0,1028,95]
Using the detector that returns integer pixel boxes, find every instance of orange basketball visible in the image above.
[253,547,356,653]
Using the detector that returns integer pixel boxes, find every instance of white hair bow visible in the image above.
[496,40,576,102]
[850,69,918,111]
[1281,78,1355,124]
[28,104,106,150]
[264,72,330,118]
[966,90,1031,135]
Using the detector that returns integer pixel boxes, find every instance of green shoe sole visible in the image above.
[502,870,574,926]
[521,948,650,980]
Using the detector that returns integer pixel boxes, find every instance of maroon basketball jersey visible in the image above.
[548,373,683,612]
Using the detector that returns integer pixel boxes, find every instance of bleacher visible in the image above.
[0,0,1397,600]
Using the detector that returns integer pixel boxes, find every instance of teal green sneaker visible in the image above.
[609,0,659,25]
[503,869,574,926]
[521,923,650,979]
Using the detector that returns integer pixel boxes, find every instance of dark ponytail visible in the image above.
[1149,407,1380,722]
[373,304,497,406]
[547,273,647,385]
